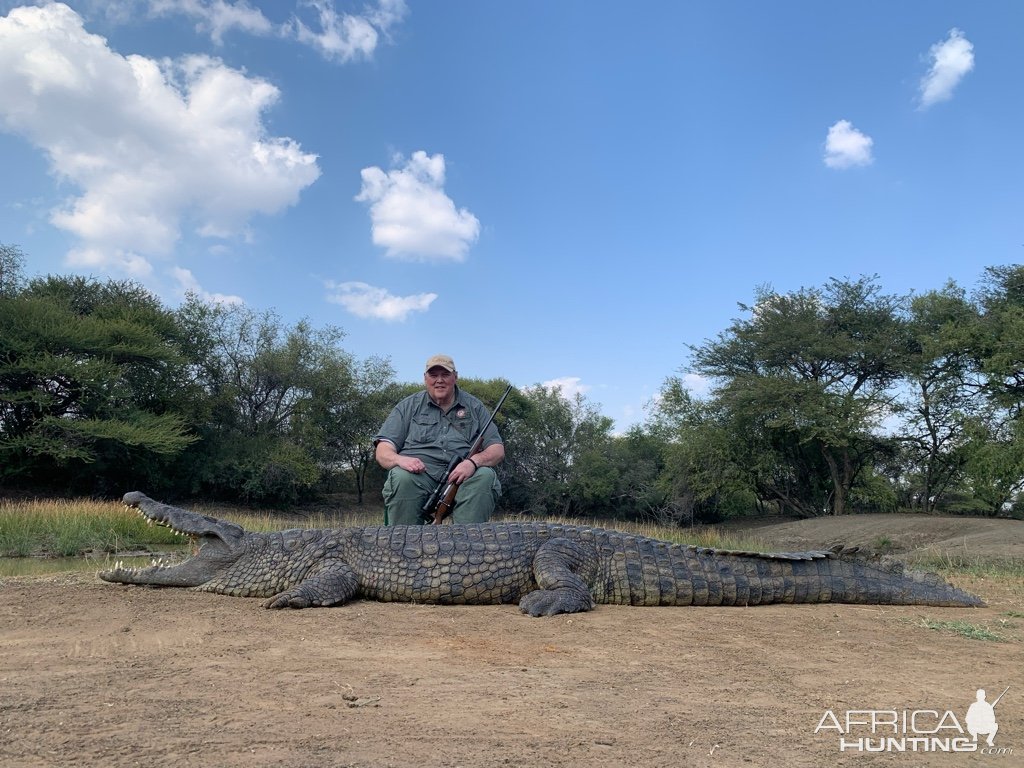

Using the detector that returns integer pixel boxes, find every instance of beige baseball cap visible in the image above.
[425,354,456,373]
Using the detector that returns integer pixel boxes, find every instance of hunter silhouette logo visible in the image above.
[966,687,1008,747]
[815,685,1013,755]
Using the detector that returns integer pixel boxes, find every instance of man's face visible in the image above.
[424,366,456,403]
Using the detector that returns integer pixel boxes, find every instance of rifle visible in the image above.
[421,384,513,525]
[991,686,1010,708]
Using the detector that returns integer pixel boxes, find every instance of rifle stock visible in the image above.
[420,454,460,523]
[421,384,513,525]
[431,479,460,524]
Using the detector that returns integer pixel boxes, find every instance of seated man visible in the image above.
[374,354,504,525]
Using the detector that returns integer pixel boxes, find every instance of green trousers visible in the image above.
[382,466,501,525]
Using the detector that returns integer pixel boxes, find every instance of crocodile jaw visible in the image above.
[99,492,245,588]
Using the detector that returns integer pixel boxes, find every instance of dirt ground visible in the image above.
[1,515,1022,768]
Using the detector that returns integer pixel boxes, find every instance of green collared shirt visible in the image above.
[374,386,503,475]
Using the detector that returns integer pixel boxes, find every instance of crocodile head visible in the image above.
[99,491,247,588]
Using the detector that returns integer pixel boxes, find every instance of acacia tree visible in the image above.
[647,377,759,523]
[175,298,358,504]
[499,384,613,516]
[975,265,1024,415]
[958,265,1024,514]
[960,414,1024,515]
[0,274,198,492]
[690,276,910,516]
[898,284,981,511]
[307,356,399,504]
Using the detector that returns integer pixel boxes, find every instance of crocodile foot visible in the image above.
[519,587,595,617]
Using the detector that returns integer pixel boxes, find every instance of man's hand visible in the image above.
[396,455,426,473]
[375,441,426,473]
[449,458,478,485]
[449,443,505,485]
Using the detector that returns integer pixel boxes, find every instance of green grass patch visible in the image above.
[872,535,895,553]
[916,617,1006,642]
[0,498,182,557]
[0,498,384,558]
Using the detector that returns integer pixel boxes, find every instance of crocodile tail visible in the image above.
[658,546,984,607]
[814,548,985,607]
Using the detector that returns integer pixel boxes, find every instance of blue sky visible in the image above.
[2,1,1022,430]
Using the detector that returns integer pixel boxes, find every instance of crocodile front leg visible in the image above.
[519,538,598,617]
[265,560,359,609]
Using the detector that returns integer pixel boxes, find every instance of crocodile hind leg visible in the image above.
[265,560,359,609]
[519,538,599,617]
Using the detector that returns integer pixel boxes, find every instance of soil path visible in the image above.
[2,516,1022,767]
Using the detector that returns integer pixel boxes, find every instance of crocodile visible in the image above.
[99,492,983,616]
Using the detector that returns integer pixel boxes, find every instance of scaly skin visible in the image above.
[99,492,984,616]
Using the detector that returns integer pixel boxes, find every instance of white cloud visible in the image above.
[170,266,245,304]
[823,120,874,169]
[363,0,408,29]
[66,246,155,279]
[291,0,409,62]
[137,0,408,58]
[149,0,274,44]
[356,151,481,261]
[324,279,437,321]
[540,377,591,400]
[0,3,320,276]
[680,372,711,397]
[919,28,974,109]
[290,0,378,61]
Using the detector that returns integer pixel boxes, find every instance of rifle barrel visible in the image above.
[991,685,1010,708]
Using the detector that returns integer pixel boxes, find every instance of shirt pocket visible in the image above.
[451,417,473,439]
[409,415,439,445]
